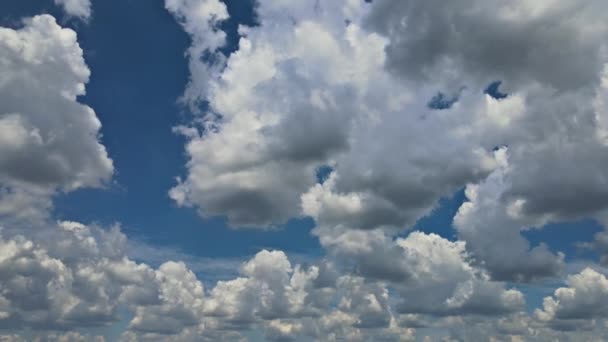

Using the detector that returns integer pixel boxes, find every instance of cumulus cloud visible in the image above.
[535,268,608,331]
[164,0,229,111]
[169,0,608,246]
[28,229,516,341]
[0,15,113,220]
[365,0,608,91]
[1,220,494,340]
[453,149,565,282]
[170,0,499,228]
[54,0,92,20]
[0,221,154,331]
[584,228,608,266]
[4,0,608,339]
[362,0,608,283]
[314,224,524,317]
[128,261,204,335]
[0,10,435,341]
[122,245,421,341]
[164,2,608,337]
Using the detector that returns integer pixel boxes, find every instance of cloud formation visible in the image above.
[170,0,498,229]
[536,267,608,331]
[2,0,608,340]
[0,15,113,222]
[160,0,608,338]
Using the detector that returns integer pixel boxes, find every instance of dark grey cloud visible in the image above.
[365,0,606,91]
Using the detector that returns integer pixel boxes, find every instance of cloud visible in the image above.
[128,261,204,335]
[0,15,113,220]
[3,0,608,340]
[54,0,92,20]
[363,0,608,223]
[360,0,608,283]
[0,11,431,341]
[453,149,565,282]
[164,2,608,334]
[164,0,608,296]
[313,222,524,317]
[393,232,524,316]
[0,221,156,331]
[164,0,229,111]
[169,0,498,228]
[365,0,608,91]
[125,238,243,283]
[535,268,608,331]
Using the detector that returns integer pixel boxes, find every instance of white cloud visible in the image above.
[3,0,608,340]
[0,15,113,220]
[394,232,524,316]
[128,261,205,335]
[164,0,229,111]
[453,149,565,282]
[0,221,156,330]
[54,0,92,20]
[168,0,608,295]
[169,0,499,228]
[313,223,525,317]
[361,0,608,283]
[365,0,608,91]
[536,268,608,330]
[264,319,303,341]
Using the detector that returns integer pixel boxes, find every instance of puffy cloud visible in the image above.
[168,0,608,297]
[0,221,156,331]
[453,149,565,282]
[170,0,499,228]
[536,268,608,330]
[0,186,52,225]
[585,228,608,266]
[4,0,608,340]
[128,261,204,335]
[121,246,425,341]
[54,0,92,19]
[159,14,608,340]
[363,0,608,283]
[0,9,423,341]
[448,77,608,283]
[314,224,524,317]
[365,0,608,91]
[264,319,303,341]
[202,249,332,326]
[393,232,524,316]
[0,15,113,218]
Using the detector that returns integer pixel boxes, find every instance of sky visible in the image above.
[1,0,608,341]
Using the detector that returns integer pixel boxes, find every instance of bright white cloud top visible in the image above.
[1,0,608,340]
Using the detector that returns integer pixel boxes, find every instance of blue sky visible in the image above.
[2,0,608,341]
